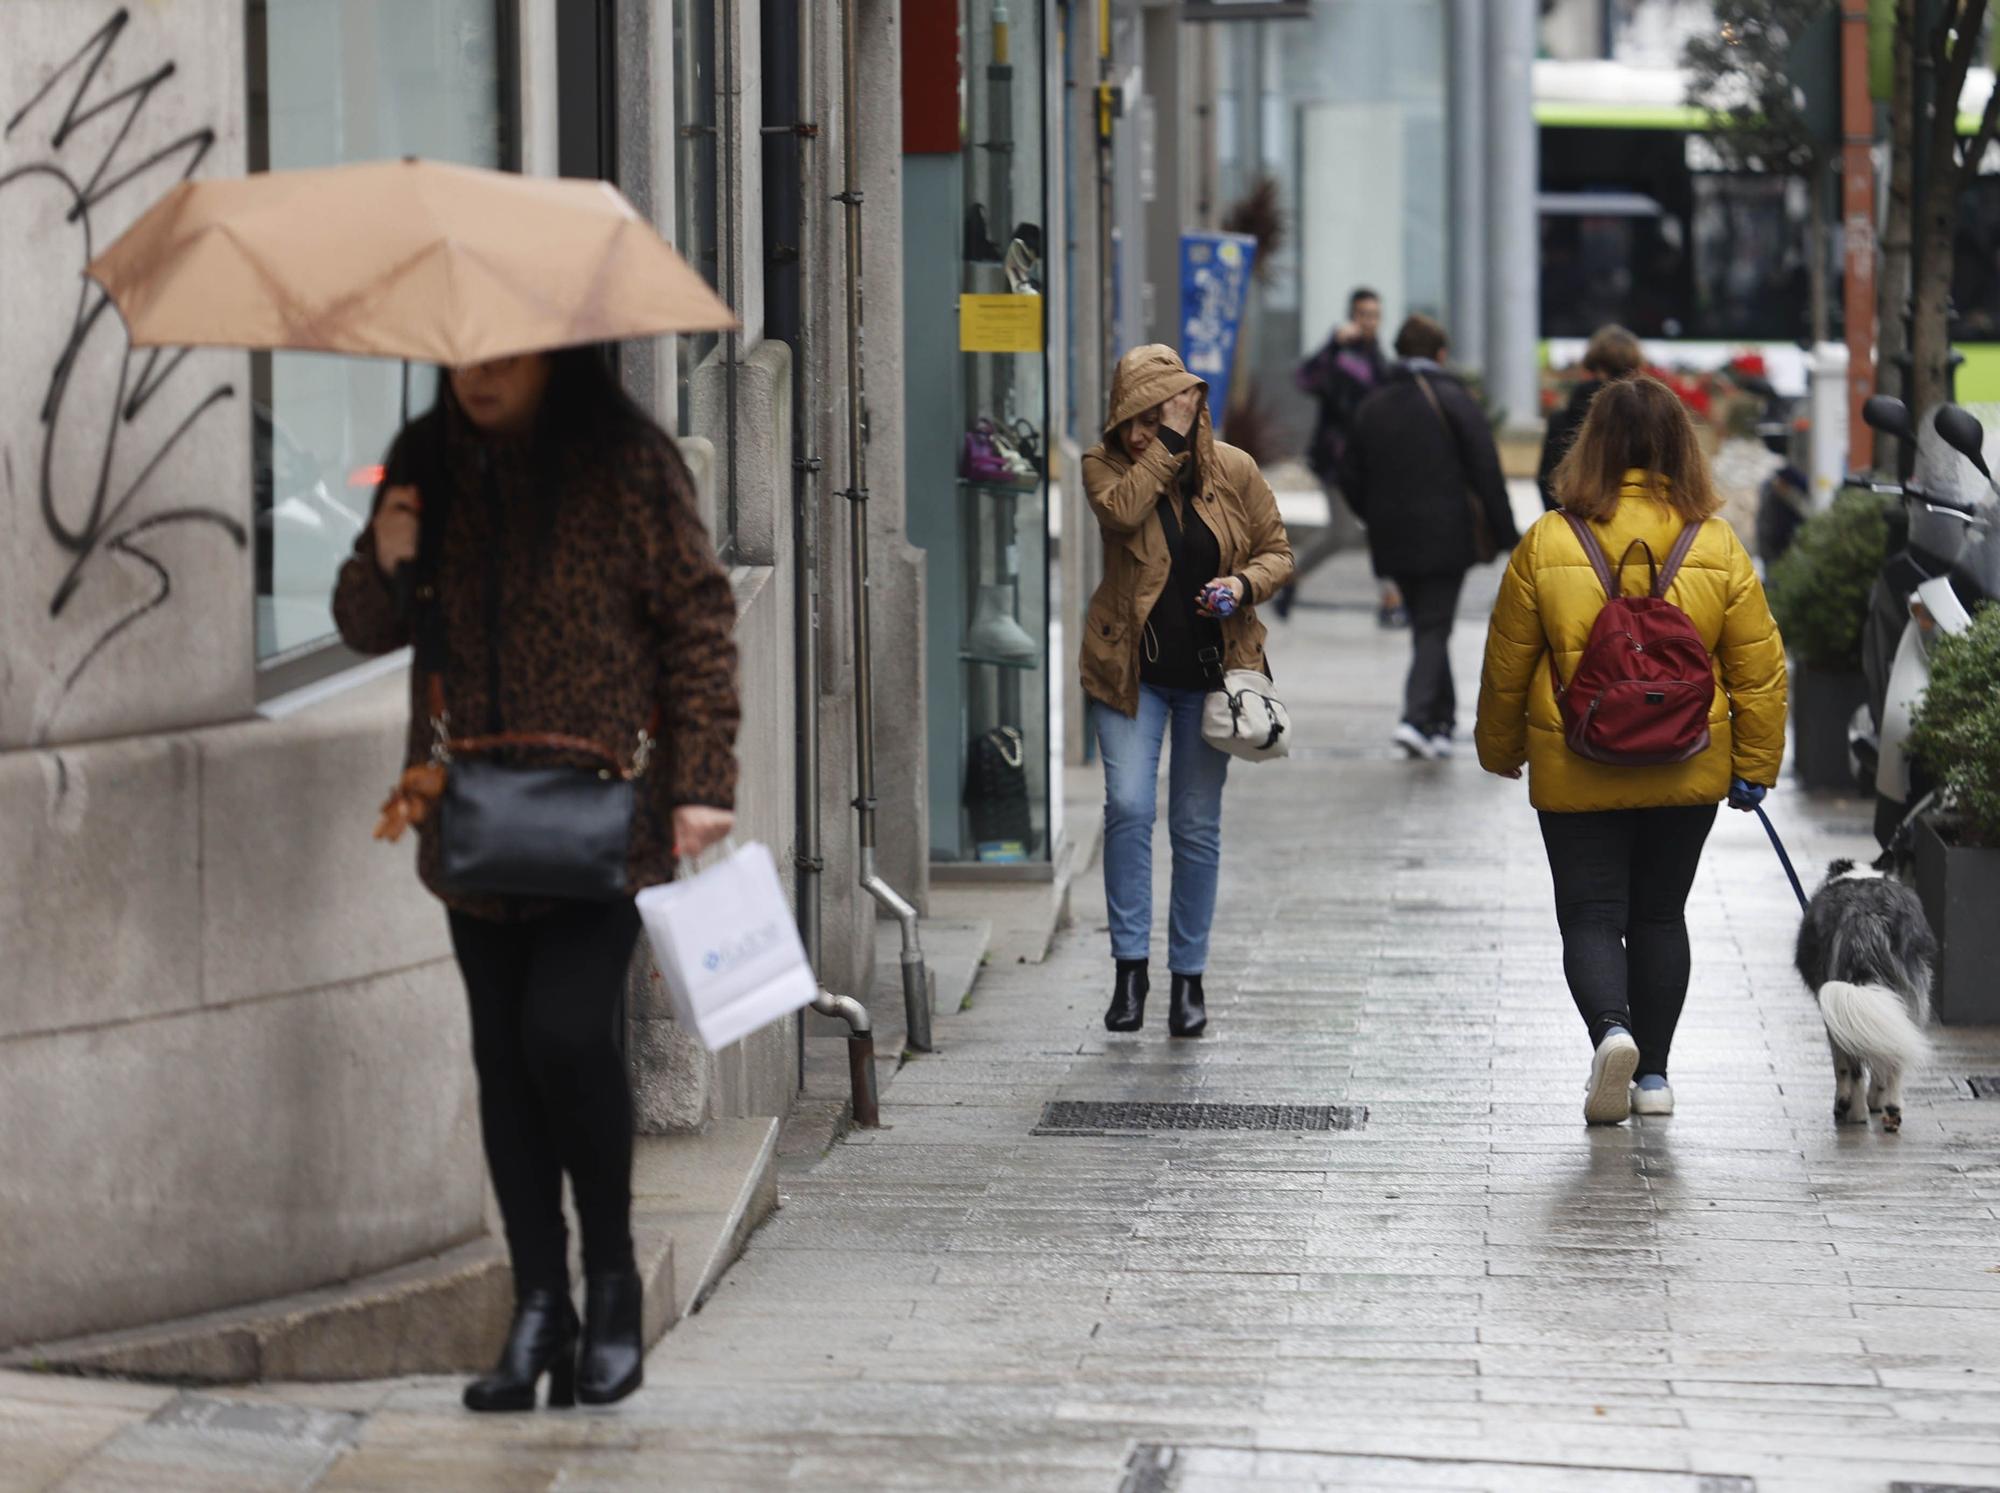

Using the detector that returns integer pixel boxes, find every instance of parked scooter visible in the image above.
[1846,397,2000,865]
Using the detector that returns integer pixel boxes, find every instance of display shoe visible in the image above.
[463,1288,579,1413]
[1004,235,1042,294]
[967,583,1039,664]
[986,424,1041,486]
[1168,973,1208,1038]
[964,203,1001,261]
[1104,960,1148,1032]
[576,1269,645,1407]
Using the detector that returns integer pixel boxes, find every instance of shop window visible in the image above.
[245,0,517,672]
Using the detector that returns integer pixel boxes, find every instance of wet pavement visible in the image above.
[11,553,2000,1492]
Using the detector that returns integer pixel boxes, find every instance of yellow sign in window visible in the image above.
[959,294,1044,353]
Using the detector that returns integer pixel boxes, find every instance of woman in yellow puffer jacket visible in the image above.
[1475,376,1786,1126]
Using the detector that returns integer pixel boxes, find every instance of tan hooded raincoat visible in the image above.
[1080,345,1294,717]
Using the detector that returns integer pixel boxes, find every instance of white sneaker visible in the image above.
[1583,1029,1640,1125]
[1393,722,1437,760]
[1428,732,1454,759]
[1630,1080,1675,1117]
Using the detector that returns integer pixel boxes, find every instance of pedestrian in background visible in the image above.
[1342,314,1519,760]
[334,348,740,1412]
[1537,324,1644,512]
[1285,287,1401,626]
[1475,375,1786,1125]
[1081,345,1294,1040]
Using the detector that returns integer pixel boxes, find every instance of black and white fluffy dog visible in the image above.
[1794,860,1936,1132]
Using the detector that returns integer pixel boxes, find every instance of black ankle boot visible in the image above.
[1169,973,1207,1038]
[464,1287,578,1412]
[1104,960,1148,1032]
[576,1268,645,1406]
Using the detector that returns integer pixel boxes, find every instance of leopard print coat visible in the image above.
[333,406,739,921]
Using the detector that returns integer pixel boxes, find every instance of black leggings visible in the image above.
[1537,804,1718,1079]
[449,900,642,1294]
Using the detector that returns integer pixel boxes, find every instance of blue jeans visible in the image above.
[1092,686,1229,974]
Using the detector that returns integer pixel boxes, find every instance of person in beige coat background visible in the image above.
[1080,345,1293,1039]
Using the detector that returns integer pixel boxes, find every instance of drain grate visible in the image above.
[1966,1077,2000,1098]
[1893,1485,2000,1492]
[1036,1100,1366,1136]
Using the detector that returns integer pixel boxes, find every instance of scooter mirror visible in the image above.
[1934,404,1991,478]
[1863,395,1913,439]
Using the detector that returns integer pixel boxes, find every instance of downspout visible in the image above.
[838,0,933,1053]
[766,0,877,1126]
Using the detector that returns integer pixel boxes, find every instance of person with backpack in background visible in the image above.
[1475,376,1787,1125]
[1343,314,1519,760]
[1537,325,1644,512]
[1284,287,1401,626]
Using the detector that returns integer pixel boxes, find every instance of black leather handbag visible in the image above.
[410,451,654,902]
[964,726,1034,855]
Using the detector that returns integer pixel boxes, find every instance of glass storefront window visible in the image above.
[245,0,515,664]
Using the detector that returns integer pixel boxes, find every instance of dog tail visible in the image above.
[1818,980,1931,1075]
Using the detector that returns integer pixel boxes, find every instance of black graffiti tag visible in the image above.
[2,6,243,727]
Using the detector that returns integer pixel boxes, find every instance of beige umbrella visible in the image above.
[86,157,736,364]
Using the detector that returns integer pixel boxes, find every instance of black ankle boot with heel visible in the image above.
[1169,973,1207,1038]
[1104,959,1148,1032]
[577,1268,645,1406]
[463,1288,578,1412]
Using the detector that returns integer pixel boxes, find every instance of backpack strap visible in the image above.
[1653,520,1704,598]
[1558,511,1617,599]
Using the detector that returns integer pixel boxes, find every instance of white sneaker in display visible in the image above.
[1583,1029,1640,1125]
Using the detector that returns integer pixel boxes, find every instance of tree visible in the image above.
[1684,1,1838,345]
[1910,1,2000,418]
[1876,0,1916,473]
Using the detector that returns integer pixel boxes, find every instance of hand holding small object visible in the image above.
[372,485,422,576]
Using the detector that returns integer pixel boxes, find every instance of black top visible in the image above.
[1537,379,1603,512]
[1341,360,1521,579]
[1140,426,1224,691]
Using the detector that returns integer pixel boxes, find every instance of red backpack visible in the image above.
[1550,512,1715,766]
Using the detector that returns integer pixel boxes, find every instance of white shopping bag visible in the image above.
[635,842,818,1052]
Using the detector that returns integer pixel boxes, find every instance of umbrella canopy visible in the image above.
[86,158,737,366]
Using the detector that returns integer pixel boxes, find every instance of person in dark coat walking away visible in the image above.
[334,347,740,1415]
[1284,287,1403,626]
[1343,315,1520,760]
[1537,325,1643,512]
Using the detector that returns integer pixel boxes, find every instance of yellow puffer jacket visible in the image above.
[1474,474,1787,812]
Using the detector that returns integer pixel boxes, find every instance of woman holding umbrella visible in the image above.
[89,160,745,1413]
[333,348,739,1411]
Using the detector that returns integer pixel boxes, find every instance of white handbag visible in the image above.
[635,841,818,1051]
[1200,662,1291,762]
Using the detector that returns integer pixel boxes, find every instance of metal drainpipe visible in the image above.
[838,0,932,1054]
[760,0,875,1126]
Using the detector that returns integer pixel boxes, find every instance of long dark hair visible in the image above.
[397,345,695,553]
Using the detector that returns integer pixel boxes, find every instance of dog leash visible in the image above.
[1753,804,1809,912]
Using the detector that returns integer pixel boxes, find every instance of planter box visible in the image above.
[1788,662,1868,791]
[1912,815,2000,1025]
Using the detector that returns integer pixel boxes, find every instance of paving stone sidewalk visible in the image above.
[10,554,2000,1493]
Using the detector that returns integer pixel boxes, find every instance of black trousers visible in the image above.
[1392,572,1465,732]
[1537,804,1718,1078]
[449,900,642,1294]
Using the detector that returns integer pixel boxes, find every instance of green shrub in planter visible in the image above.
[1764,486,1888,674]
[1765,487,1887,786]
[1908,603,2000,848]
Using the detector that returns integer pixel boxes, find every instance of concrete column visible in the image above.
[1140,5,1186,347]
[1,1,253,750]
[1447,0,1488,374]
[1484,0,1539,433]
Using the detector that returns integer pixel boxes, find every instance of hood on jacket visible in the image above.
[1386,357,1452,385]
[1103,343,1221,484]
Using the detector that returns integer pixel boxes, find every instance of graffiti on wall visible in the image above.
[1,6,243,739]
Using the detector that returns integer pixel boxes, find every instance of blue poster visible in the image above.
[1179,231,1258,437]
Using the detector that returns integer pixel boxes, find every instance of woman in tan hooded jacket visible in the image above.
[1082,345,1294,1037]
